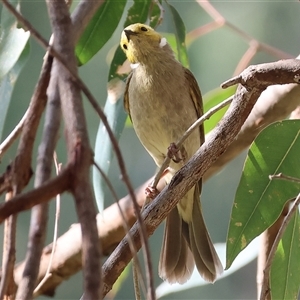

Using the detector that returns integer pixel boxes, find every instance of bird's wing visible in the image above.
[184,68,205,192]
[123,72,133,120]
[184,68,205,145]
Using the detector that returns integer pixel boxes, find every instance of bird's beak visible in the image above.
[124,29,137,41]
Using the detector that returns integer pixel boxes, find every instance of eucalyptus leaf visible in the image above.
[165,2,188,67]
[270,209,300,300]
[226,120,300,269]
[0,3,30,80]
[0,42,30,141]
[149,0,162,28]
[75,0,126,66]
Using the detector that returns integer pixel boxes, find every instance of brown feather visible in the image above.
[123,72,133,118]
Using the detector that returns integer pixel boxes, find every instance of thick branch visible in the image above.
[205,58,300,180]
[101,60,300,295]
[46,0,101,298]
[16,60,61,299]
[0,59,293,293]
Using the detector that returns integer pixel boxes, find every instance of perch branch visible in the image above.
[152,95,233,189]
[101,59,300,296]
[204,58,300,180]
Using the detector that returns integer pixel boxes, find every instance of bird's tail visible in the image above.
[158,184,223,284]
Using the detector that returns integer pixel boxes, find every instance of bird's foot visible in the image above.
[167,143,186,163]
[145,186,159,200]
[145,168,169,202]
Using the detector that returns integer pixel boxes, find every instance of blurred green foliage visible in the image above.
[0,0,299,299]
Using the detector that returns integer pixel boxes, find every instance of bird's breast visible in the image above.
[128,65,200,169]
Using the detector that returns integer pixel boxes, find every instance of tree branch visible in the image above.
[0,169,70,223]
[204,58,300,180]
[12,179,160,297]
[101,59,300,296]
[46,0,102,298]
[16,57,61,299]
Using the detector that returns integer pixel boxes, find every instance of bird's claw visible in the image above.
[167,143,186,163]
[145,186,159,200]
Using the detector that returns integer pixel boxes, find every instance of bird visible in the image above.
[120,23,223,284]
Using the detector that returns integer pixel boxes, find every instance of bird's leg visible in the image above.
[167,143,187,163]
[145,168,169,200]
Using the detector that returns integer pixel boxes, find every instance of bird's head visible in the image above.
[120,23,167,64]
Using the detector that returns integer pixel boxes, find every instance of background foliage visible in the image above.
[0,0,300,299]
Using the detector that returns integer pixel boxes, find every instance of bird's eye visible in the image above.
[140,26,148,32]
[123,44,128,50]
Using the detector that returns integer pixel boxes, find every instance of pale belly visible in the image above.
[128,69,201,174]
[127,66,202,222]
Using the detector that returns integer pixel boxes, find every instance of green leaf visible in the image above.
[0,3,30,80]
[0,42,30,140]
[270,210,300,300]
[149,0,162,28]
[165,2,188,67]
[203,86,236,134]
[1,0,18,29]
[93,78,127,211]
[123,0,151,28]
[93,0,152,212]
[226,120,300,269]
[75,0,126,66]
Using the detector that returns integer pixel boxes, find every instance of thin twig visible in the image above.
[269,173,300,184]
[33,154,61,294]
[197,0,224,22]
[93,161,147,296]
[133,259,141,300]
[194,0,293,60]
[0,191,17,299]
[0,108,29,159]
[151,95,233,188]
[234,41,259,75]
[186,21,223,45]
[259,194,300,300]
[15,24,59,300]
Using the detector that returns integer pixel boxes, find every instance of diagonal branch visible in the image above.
[205,58,300,180]
[101,59,300,296]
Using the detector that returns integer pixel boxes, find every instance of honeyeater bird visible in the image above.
[120,23,223,284]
